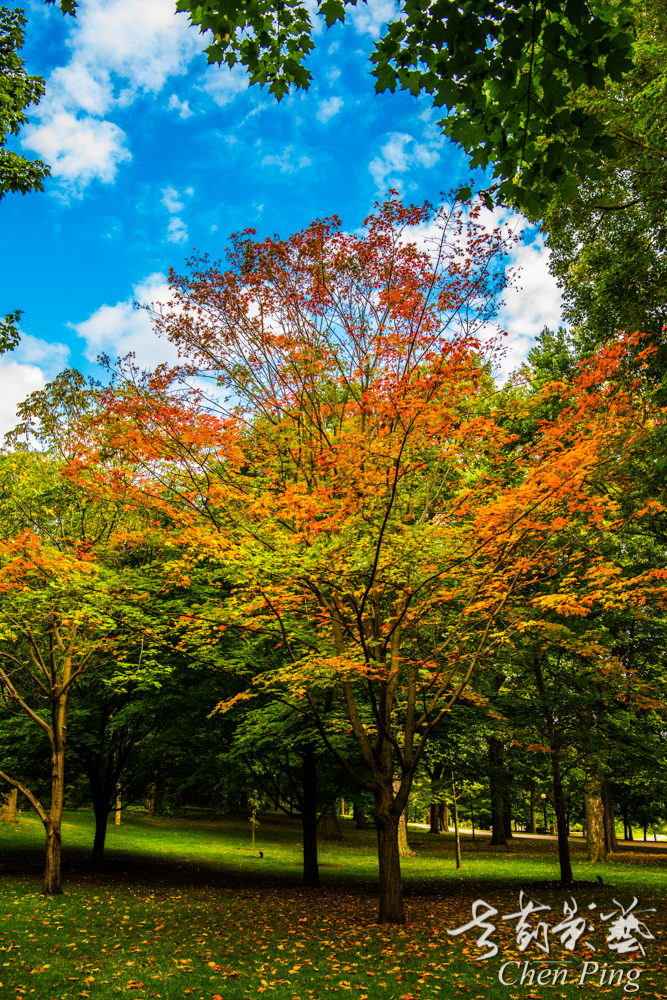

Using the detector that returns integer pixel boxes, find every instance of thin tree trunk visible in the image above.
[452,777,461,869]
[533,655,573,886]
[301,744,319,887]
[585,779,607,862]
[43,729,66,895]
[92,800,109,864]
[489,738,507,845]
[552,750,573,885]
[429,762,443,834]
[602,781,617,853]
[503,800,513,840]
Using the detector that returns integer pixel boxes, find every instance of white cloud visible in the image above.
[0,362,49,438]
[348,0,400,38]
[498,232,563,377]
[327,66,341,84]
[262,146,312,173]
[161,186,192,242]
[23,112,131,189]
[199,63,251,107]
[0,335,72,437]
[69,272,181,368]
[168,93,195,118]
[21,0,207,193]
[162,185,184,213]
[13,335,71,376]
[303,0,326,36]
[369,131,442,193]
[166,216,189,244]
[388,201,561,378]
[316,96,343,123]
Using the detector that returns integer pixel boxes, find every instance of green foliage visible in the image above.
[542,0,667,346]
[0,7,50,199]
[177,0,635,212]
[0,309,21,354]
[373,0,635,215]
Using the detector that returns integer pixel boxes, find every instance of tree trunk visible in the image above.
[143,781,156,815]
[320,809,343,841]
[353,803,368,829]
[114,783,121,827]
[429,763,443,834]
[1,788,17,822]
[551,750,573,885]
[43,731,66,895]
[488,738,507,845]
[438,801,449,832]
[452,778,461,869]
[301,745,319,887]
[529,787,536,834]
[601,781,617,853]
[503,801,513,840]
[532,655,573,885]
[393,781,414,858]
[375,812,404,923]
[92,798,109,864]
[585,779,607,863]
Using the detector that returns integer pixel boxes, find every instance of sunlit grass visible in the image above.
[0,811,665,1000]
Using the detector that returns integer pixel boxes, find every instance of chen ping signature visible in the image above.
[447,892,655,992]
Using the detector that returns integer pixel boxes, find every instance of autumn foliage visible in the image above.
[64,197,667,920]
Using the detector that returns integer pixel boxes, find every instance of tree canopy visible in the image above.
[175,0,635,213]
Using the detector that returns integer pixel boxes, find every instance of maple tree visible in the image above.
[79,196,667,921]
[176,0,635,213]
[0,372,162,893]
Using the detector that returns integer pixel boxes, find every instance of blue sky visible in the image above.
[0,0,562,433]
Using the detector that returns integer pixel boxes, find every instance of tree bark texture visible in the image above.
[376,812,405,924]
[1,788,17,822]
[429,802,439,834]
[43,726,66,895]
[393,781,414,858]
[439,802,449,832]
[585,779,607,862]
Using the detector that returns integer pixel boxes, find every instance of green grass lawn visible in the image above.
[0,811,665,1000]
